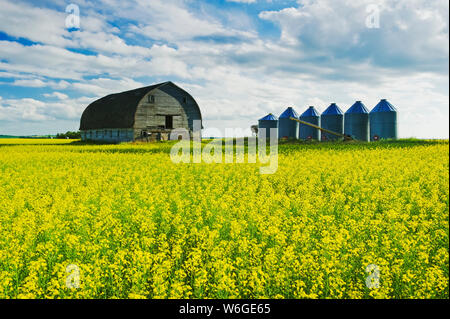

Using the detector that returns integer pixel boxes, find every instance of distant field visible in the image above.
[0,136,56,139]
[0,139,448,299]
[0,138,75,144]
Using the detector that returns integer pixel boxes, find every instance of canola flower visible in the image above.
[0,138,448,299]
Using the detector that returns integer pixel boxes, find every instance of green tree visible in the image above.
[56,131,81,139]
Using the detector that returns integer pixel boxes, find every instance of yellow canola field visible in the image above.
[0,139,448,299]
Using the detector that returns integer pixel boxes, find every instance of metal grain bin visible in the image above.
[278,107,299,139]
[299,106,320,140]
[344,101,370,142]
[321,103,344,141]
[258,113,278,139]
[370,99,397,141]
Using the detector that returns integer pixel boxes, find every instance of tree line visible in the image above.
[56,131,81,139]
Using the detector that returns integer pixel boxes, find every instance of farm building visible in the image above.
[79,81,202,142]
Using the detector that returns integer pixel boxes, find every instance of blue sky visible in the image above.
[0,0,448,138]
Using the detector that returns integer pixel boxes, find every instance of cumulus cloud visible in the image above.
[0,0,155,56]
[0,0,448,138]
[227,0,257,3]
[259,0,449,72]
[0,98,50,122]
[71,77,145,96]
[43,92,69,100]
[105,0,256,43]
[0,95,91,122]
[12,78,70,89]
[0,40,192,80]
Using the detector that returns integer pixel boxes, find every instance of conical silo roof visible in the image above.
[279,107,299,119]
[371,99,397,113]
[301,106,320,117]
[322,103,344,115]
[259,113,278,121]
[346,101,369,114]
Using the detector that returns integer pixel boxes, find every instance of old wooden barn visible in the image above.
[79,81,202,142]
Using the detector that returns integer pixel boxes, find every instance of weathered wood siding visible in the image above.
[80,82,202,143]
[81,129,134,143]
[134,83,202,136]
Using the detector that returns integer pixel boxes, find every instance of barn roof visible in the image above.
[79,81,201,130]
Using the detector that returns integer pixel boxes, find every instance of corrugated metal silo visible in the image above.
[321,103,344,141]
[370,99,397,141]
[258,113,278,139]
[344,101,370,141]
[278,107,299,139]
[299,106,321,140]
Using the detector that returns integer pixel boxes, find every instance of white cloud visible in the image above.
[0,98,50,121]
[259,0,449,72]
[71,77,144,96]
[110,0,256,43]
[0,0,448,138]
[12,79,47,88]
[43,92,69,100]
[0,95,92,122]
[0,0,71,47]
[11,78,70,89]
[0,40,191,80]
[0,0,159,58]
[227,0,257,3]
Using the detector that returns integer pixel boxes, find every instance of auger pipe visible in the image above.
[289,117,354,141]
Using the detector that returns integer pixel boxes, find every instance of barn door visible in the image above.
[165,115,173,129]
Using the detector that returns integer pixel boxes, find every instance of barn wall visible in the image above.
[134,88,187,131]
[134,84,202,135]
[80,82,202,144]
[81,129,134,143]
[158,84,202,132]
